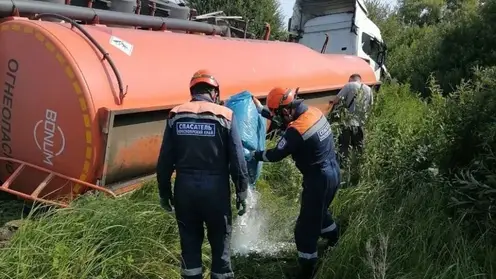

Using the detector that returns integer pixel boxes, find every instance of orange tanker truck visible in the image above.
[0,0,381,207]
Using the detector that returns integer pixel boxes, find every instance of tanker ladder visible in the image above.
[0,157,117,208]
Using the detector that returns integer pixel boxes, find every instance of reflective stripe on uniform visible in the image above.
[169,112,231,129]
[288,106,323,135]
[211,271,235,279]
[171,101,233,121]
[298,251,318,259]
[181,267,202,276]
[301,116,330,141]
[262,150,270,162]
[321,222,337,234]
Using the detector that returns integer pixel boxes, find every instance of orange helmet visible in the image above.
[189,69,219,89]
[266,87,296,111]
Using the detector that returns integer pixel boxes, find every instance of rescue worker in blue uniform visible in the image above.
[156,69,249,279]
[249,87,341,279]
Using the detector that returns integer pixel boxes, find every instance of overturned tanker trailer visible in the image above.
[0,0,380,207]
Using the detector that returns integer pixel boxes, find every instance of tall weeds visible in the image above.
[318,67,496,279]
[0,69,495,279]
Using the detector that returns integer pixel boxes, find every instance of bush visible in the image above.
[2,66,496,278]
[373,0,496,96]
[2,70,496,278]
[317,67,496,279]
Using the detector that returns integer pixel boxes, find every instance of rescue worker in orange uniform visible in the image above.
[156,70,249,279]
[249,87,341,279]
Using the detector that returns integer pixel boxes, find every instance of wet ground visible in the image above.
[233,241,336,279]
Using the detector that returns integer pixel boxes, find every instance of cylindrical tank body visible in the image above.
[0,18,377,200]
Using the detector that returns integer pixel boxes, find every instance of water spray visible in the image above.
[231,186,292,256]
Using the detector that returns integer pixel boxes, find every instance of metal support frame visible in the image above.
[99,108,116,187]
[0,157,116,208]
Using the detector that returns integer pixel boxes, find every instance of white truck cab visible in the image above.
[289,0,389,81]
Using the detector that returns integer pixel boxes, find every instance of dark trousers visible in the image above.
[338,125,364,166]
[294,165,340,268]
[174,172,233,279]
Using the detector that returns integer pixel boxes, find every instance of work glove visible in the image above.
[245,151,255,161]
[271,115,284,129]
[251,96,263,113]
[236,195,247,216]
[160,196,174,213]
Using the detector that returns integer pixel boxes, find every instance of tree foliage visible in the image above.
[185,0,287,40]
[2,1,496,279]
[366,0,494,96]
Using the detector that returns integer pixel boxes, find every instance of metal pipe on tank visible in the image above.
[0,0,227,35]
[320,34,329,54]
[33,0,65,4]
[32,0,66,21]
[109,0,135,14]
[263,23,271,40]
[135,0,141,15]
[107,0,137,28]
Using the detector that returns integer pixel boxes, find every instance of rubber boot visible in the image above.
[323,224,340,250]
[297,260,317,279]
[326,231,339,249]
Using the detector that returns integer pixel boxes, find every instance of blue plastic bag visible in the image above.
[225,91,267,188]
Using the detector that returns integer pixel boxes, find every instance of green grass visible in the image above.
[1,71,496,279]
[0,163,303,279]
